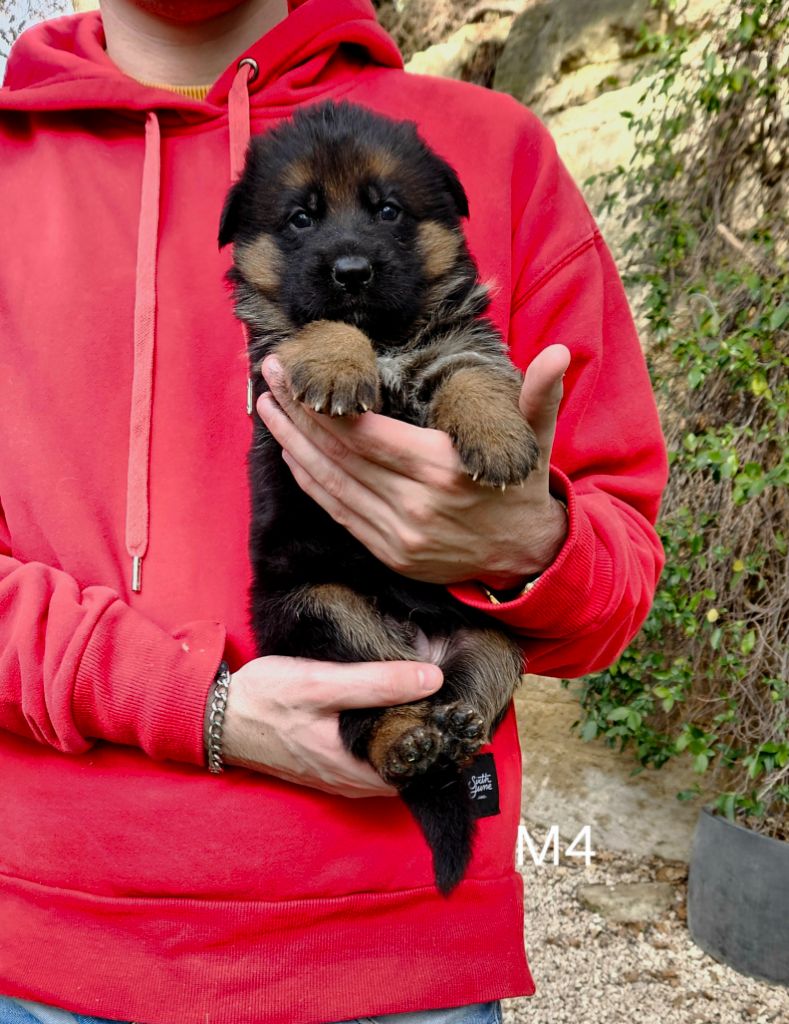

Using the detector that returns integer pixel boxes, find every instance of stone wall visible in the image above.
[405,0,729,258]
[515,679,701,861]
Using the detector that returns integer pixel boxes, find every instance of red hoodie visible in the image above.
[0,2,667,1022]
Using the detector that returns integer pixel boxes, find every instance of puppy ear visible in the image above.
[219,142,260,248]
[440,159,470,219]
[406,120,470,219]
[218,178,245,248]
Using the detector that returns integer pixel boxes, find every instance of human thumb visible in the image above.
[321,660,443,711]
[519,344,571,456]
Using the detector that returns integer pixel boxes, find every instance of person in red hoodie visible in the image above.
[0,1,668,1022]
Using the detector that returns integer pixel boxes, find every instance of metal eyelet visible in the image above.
[237,57,260,84]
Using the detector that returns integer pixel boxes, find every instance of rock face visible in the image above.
[406,15,515,83]
[402,0,731,267]
[492,0,652,117]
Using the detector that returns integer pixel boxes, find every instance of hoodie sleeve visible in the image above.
[0,505,226,764]
[449,114,668,678]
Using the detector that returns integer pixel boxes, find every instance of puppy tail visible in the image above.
[400,763,475,896]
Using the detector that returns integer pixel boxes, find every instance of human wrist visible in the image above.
[476,495,569,593]
[204,660,232,773]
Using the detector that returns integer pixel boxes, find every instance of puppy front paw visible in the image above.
[452,410,540,489]
[276,321,380,416]
[429,367,540,488]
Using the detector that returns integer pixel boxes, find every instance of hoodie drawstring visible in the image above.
[126,111,161,593]
[229,58,256,178]
[228,60,257,416]
[125,64,254,593]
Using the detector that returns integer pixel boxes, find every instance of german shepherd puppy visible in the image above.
[219,101,538,894]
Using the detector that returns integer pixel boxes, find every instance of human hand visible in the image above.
[258,344,571,589]
[221,656,443,797]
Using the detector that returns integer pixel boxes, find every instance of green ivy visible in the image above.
[575,0,788,835]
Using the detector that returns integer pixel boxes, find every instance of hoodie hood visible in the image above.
[1,0,402,115]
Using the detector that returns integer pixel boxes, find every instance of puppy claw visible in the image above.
[275,331,381,422]
[454,427,540,489]
[501,484,507,493]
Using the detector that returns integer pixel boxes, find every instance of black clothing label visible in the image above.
[462,753,500,819]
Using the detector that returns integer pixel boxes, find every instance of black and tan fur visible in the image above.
[219,102,538,893]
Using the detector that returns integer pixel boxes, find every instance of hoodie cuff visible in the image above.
[448,468,612,638]
[72,600,227,766]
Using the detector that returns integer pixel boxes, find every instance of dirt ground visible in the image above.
[502,818,789,1024]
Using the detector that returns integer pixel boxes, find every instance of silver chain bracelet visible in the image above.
[205,660,232,774]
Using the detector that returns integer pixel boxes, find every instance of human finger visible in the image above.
[293,657,443,711]
[258,392,404,517]
[262,356,458,482]
[258,391,401,550]
[261,754,398,799]
[519,344,571,456]
[279,448,396,560]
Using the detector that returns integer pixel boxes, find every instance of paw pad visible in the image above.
[381,724,441,783]
[430,702,486,765]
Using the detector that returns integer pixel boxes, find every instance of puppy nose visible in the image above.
[332,255,372,290]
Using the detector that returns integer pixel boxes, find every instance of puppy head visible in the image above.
[219,101,472,343]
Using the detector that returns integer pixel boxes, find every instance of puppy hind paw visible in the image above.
[430,702,486,765]
[378,723,442,783]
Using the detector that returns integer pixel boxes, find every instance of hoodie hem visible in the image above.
[0,872,535,1024]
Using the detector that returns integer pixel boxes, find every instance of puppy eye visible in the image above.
[289,210,313,229]
[378,203,401,222]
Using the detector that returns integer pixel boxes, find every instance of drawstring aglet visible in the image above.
[131,555,143,593]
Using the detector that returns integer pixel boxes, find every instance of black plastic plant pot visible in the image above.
[688,804,789,986]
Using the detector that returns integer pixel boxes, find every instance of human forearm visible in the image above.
[451,232,668,675]
[0,542,225,761]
